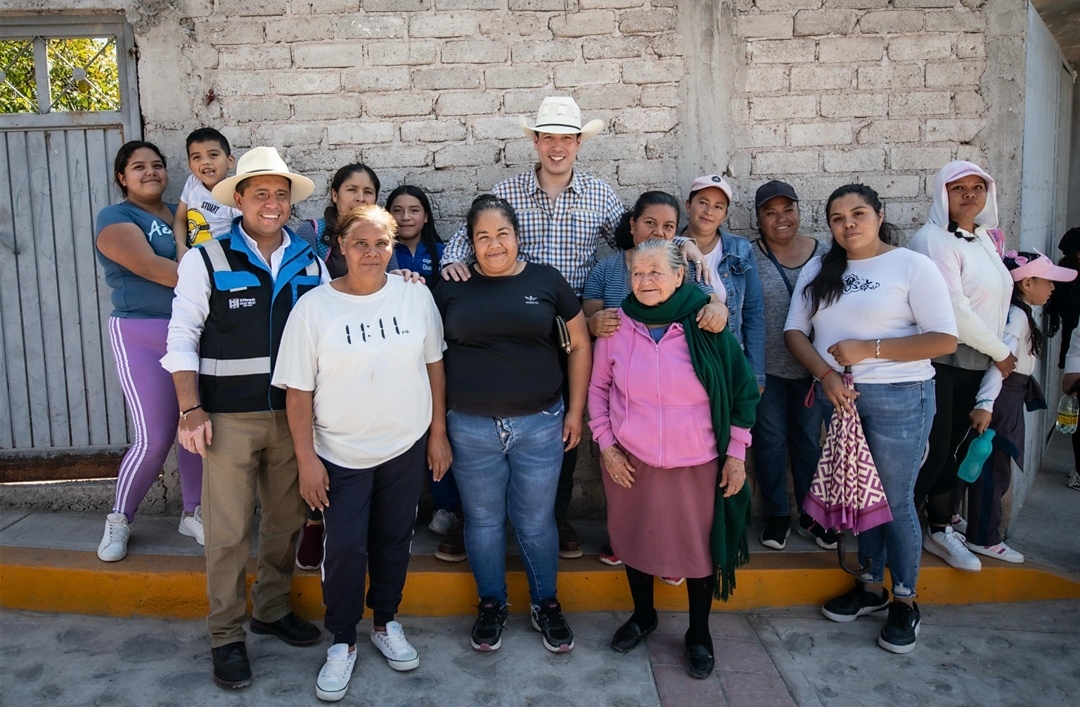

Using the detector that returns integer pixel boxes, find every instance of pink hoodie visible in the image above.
[588,310,751,468]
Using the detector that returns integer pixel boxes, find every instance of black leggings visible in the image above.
[624,565,714,651]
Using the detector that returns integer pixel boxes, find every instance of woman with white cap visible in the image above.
[907,160,1013,573]
[683,175,765,390]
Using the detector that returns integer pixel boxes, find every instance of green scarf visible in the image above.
[622,283,760,600]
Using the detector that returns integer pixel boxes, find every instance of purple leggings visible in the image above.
[109,317,202,521]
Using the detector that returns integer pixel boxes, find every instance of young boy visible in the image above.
[172,127,239,256]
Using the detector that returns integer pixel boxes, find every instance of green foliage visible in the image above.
[0,37,120,114]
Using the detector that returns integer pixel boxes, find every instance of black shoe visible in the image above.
[685,644,715,679]
[821,583,890,623]
[470,597,508,652]
[249,612,321,646]
[435,521,467,562]
[878,601,920,654]
[798,512,839,550]
[557,518,583,559]
[531,597,574,652]
[611,614,658,653]
[760,516,790,550]
[212,641,252,689]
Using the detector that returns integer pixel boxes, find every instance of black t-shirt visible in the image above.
[434,262,581,416]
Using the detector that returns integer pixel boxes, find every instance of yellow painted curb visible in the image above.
[2,547,1077,620]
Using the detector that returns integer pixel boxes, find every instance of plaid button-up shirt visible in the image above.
[441,167,624,296]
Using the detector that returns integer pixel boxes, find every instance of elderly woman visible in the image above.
[907,161,1012,573]
[93,140,203,562]
[435,195,590,655]
[683,175,766,388]
[786,184,957,655]
[749,181,833,551]
[273,205,449,701]
[590,239,759,679]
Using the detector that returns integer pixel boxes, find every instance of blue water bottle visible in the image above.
[958,429,995,483]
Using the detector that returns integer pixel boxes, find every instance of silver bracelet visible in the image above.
[874,339,881,359]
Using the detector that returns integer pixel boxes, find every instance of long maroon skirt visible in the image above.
[602,450,718,578]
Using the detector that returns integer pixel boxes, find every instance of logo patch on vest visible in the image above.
[228,297,257,309]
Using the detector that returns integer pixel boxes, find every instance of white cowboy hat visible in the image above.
[211,146,315,208]
[520,96,605,139]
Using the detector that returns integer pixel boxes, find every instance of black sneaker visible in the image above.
[759,516,790,550]
[556,518,583,559]
[249,612,321,646]
[531,598,574,653]
[798,512,839,550]
[878,601,920,654]
[471,597,508,652]
[211,641,252,689]
[821,582,890,623]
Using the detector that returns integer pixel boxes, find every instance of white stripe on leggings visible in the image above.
[109,317,150,517]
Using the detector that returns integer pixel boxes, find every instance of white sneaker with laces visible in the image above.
[428,509,458,535]
[97,513,130,562]
[178,505,205,546]
[370,621,419,671]
[316,643,357,702]
[923,526,981,572]
[966,541,1024,564]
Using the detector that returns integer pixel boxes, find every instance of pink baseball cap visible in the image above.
[1006,250,1077,282]
[687,174,733,202]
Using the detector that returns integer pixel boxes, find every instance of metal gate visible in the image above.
[0,15,141,453]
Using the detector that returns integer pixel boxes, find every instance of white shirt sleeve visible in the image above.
[974,332,1019,412]
[270,300,318,392]
[907,257,959,336]
[783,257,819,337]
[1067,328,1080,374]
[160,248,211,373]
[421,289,446,363]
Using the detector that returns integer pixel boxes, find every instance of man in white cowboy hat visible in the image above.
[440,96,714,560]
[161,146,329,689]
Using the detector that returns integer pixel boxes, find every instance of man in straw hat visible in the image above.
[440,96,715,560]
[161,146,329,689]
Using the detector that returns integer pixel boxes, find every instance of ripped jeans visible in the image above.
[817,379,935,599]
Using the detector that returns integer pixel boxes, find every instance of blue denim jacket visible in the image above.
[715,230,766,386]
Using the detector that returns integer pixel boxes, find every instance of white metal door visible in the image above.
[0,16,140,452]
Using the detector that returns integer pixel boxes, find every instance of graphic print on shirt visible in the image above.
[187,209,213,247]
[344,316,411,344]
[146,219,172,242]
[841,273,880,295]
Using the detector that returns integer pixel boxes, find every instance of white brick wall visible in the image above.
[735,0,993,235]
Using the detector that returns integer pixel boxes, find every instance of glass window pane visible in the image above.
[47,37,120,112]
[0,39,38,114]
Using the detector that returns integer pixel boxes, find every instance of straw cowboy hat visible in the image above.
[212,146,315,208]
[520,96,605,139]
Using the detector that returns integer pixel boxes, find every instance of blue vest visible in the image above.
[197,226,324,413]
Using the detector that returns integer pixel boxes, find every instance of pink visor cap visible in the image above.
[1006,250,1078,282]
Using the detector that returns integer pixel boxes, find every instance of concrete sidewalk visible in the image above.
[2,600,1077,706]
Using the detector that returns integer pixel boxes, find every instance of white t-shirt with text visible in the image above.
[180,174,241,246]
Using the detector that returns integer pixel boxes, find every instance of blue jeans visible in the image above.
[447,400,565,605]
[753,375,823,517]
[816,379,935,599]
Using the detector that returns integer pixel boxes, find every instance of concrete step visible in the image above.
[3,510,1078,620]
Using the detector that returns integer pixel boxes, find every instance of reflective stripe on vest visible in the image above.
[199,356,272,377]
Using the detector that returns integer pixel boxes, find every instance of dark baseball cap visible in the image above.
[755,180,799,209]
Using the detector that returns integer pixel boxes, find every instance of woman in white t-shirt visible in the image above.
[784,184,958,656]
[273,205,449,702]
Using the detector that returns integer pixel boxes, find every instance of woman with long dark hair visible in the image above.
[785,184,957,655]
[387,185,444,289]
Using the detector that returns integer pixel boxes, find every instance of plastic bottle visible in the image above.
[1057,394,1079,435]
[958,429,995,483]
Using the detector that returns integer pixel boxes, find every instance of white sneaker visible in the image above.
[370,621,419,671]
[1068,471,1080,490]
[428,509,458,535]
[316,643,357,702]
[950,514,968,535]
[923,526,981,572]
[97,513,130,562]
[178,506,205,546]
[967,541,1024,564]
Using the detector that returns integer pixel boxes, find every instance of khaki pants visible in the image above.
[202,411,305,648]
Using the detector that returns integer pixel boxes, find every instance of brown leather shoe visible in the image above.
[556,518,583,559]
[435,522,467,562]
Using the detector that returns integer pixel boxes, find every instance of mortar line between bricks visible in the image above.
[746,611,825,707]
